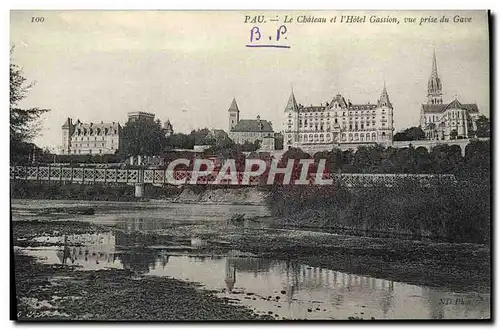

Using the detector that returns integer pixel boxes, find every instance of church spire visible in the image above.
[285,91,299,112]
[431,49,438,78]
[427,49,443,105]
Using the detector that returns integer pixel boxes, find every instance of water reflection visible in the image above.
[22,232,490,320]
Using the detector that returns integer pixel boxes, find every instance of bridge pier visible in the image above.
[135,183,145,198]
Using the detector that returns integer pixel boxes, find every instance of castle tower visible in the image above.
[427,50,443,105]
[61,117,74,155]
[283,90,299,149]
[228,98,240,131]
[378,81,393,108]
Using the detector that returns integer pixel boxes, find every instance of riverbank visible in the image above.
[14,253,273,320]
[12,213,491,295]
[10,181,269,205]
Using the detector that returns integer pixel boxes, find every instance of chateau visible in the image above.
[227,98,275,150]
[61,112,174,155]
[420,51,480,140]
[283,85,394,151]
[61,118,122,155]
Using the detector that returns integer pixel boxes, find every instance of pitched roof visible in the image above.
[422,100,479,113]
[331,94,348,108]
[285,92,298,112]
[208,129,229,140]
[71,121,121,136]
[378,82,393,108]
[351,104,378,110]
[231,119,273,132]
[228,98,239,112]
[61,117,72,128]
[421,104,446,113]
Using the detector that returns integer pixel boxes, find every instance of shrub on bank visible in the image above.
[265,178,490,244]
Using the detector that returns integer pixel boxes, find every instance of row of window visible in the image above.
[72,142,115,148]
[72,136,116,142]
[70,148,110,154]
[290,109,386,118]
[75,128,118,136]
[288,121,387,131]
[289,131,389,143]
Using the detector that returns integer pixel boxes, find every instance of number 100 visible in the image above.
[31,17,44,23]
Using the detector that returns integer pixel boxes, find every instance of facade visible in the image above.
[61,118,122,155]
[127,111,155,122]
[227,98,275,150]
[420,51,480,140]
[283,86,394,151]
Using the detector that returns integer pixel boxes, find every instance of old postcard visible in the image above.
[10,10,490,321]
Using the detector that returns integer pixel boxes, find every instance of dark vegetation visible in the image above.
[265,140,491,244]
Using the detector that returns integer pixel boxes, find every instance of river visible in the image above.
[12,199,491,320]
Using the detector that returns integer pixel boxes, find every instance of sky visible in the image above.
[10,10,490,150]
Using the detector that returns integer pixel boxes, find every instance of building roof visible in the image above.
[231,119,273,132]
[351,104,378,110]
[128,111,155,117]
[422,99,479,113]
[228,98,239,112]
[330,94,348,108]
[208,129,229,140]
[164,119,173,130]
[285,92,299,112]
[72,121,121,136]
[61,117,72,128]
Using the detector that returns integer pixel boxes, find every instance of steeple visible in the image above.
[427,49,443,105]
[285,91,299,112]
[228,98,239,113]
[378,81,392,108]
[228,98,240,131]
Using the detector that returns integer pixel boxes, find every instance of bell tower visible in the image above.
[228,98,240,131]
[427,50,443,105]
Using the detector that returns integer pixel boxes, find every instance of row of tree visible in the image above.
[120,122,264,157]
[278,140,490,179]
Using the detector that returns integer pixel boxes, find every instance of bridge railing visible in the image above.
[10,166,456,186]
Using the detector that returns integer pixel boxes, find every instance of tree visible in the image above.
[10,49,50,160]
[166,133,195,149]
[274,133,284,150]
[121,118,166,156]
[475,115,490,138]
[190,128,211,145]
[393,126,426,141]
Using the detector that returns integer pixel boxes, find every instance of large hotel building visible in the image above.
[283,85,394,151]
